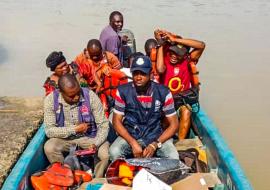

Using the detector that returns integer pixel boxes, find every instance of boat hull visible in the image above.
[194,109,253,190]
[1,109,253,190]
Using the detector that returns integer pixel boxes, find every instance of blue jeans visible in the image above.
[109,136,179,161]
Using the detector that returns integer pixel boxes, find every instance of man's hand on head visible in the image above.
[154,29,163,40]
[164,32,177,43]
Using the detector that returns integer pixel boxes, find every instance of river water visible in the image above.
[1,0,269,189]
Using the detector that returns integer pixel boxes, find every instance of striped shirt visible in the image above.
[114,83,176,117]
[44,89,109,147]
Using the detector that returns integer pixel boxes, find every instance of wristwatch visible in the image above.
[156,140,162,149]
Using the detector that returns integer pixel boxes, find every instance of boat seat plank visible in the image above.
[174,136,204,151]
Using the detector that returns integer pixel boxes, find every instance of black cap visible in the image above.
[169,45,188,57]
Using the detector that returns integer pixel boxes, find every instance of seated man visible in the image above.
[109,55,179,160]
[155,29,205,139]
[44,73,109,177]
[74,39,122,92]
[43,51,79,96]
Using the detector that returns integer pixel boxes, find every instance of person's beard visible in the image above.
[135,81,151,95]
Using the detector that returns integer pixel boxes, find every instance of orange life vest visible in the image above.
[189,62,200,87]
[74,170,92,184]
[150,48,160,82]
[98,69,128,118]
[43,163,74,187]
[101,69,128,98]
[31,172,68,190]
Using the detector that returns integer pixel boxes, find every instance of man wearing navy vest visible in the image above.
[43,73,109,177]
[109,55,179,160]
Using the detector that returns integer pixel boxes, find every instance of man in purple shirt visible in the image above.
[99,11,124,61]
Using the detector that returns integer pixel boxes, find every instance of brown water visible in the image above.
[1,0,269,189]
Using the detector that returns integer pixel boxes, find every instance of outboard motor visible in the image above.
[118,29,136,67]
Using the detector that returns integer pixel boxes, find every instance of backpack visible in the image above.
[178,148,209,173]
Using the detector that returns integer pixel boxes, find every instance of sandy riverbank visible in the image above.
[0,97,43,187]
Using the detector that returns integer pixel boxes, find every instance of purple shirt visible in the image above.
[99,25,121,55]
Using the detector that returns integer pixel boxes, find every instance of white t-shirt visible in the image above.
[120,68,132,82]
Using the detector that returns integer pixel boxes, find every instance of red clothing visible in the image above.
[74,50,121,88]
[160,48,192,94]
[43,77,57,96]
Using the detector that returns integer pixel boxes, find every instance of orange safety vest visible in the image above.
[99,68,128,118]
[189,62,200,87]
[148,48,159,82]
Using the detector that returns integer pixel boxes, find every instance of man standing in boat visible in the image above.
[109,55,179,160]
[155,29,205,139]
[43,73,109,177]
[99,11,126,63]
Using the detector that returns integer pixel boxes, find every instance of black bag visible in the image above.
[173,86,200,112]
[106,158,190,185]
[178,148,208,173]
[128,158,189,184]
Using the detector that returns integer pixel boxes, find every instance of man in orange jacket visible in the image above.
[74,39,122,93]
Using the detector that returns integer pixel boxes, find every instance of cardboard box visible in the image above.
[200,173,221,188]
[171,173,209,190]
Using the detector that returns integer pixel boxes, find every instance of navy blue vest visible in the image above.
[53,88,97,138]
[118,82,169,145]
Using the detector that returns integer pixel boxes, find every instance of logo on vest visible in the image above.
[81,105,89,114]
[154,100,161,112]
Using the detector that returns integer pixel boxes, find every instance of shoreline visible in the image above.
[0,97,43,187]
